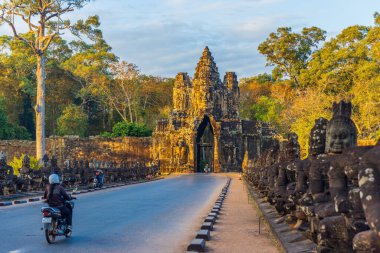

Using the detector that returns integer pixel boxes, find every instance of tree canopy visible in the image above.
[244,15,380,157]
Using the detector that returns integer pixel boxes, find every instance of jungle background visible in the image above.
[0,14,379,158]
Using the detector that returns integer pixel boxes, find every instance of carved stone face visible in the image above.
[328,125,352,153]
[309,120,327,156]
[310,133,325,155]
[0,158,5,167]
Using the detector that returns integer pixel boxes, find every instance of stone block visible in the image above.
[13,200,27,204]
[28,197,40,202]
[187,239,206,252]
[201,222,213,230]
[196,229,211,241]
[208,212,218,217]
[211,208,220,214]
[205,216,216,223]
[0,201,12,206]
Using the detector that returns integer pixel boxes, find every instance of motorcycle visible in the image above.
[41,198,76,244]
[92,170,104,189]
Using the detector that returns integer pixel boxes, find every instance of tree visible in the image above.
[107,61,139,123]
[258,27,326,88]
[57,104,88,137]
[102,121,152,137]
[0,35,36,137]
[95,61,174,128]
[62,27,118,134]
[0,98,31,140]
[299,25,369,93]
[0,0,90,160]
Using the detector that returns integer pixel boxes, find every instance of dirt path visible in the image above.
[206,173,280,253]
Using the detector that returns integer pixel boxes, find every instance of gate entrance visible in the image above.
[195,116,214,172]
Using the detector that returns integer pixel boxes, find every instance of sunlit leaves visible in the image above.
[258,26,326,87]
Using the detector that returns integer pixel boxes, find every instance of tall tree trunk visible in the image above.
[127,97,133,123]
[35,54,46,160]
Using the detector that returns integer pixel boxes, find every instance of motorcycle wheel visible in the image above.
[45,223,56,244]
[65,229,72,238]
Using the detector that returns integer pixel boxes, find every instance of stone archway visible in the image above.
[195,116,214,172]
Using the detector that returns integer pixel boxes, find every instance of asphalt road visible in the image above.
[0,174,227,253]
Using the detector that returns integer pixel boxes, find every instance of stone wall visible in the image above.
[0,136,151,166]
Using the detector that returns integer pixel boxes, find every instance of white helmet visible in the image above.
[49,174,60,184]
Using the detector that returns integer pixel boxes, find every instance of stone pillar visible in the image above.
[213,123,221,173]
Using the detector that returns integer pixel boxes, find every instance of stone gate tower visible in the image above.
[152,47,275,173]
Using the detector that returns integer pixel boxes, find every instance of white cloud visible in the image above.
[1,0,377,78]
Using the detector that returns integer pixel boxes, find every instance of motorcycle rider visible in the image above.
[43,174,73,232]
[95,169,104,188]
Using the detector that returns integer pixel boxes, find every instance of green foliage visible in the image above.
[247,96,283,124]
[0,98,32,140]
[111,122,152,137]
[0,14,173,138]
[258,26,326,87]
[9,154,42,176]
[100,131,113,138]
[57,104,88,137]
[251,14,380,156]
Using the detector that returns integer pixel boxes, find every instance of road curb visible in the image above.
[187,239,206,252]
[13,200,27,204]
[185,177,232,252]
[196,229,211,241]
[0,201,12,206]
[28,197,40,202]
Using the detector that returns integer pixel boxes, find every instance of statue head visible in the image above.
[0,151,6,166]
[42,154,49,167]
[309,117,328,156]
[22,154,30,168]
[285,132,300,161]
[326,101,357,154]
[64,159,70,169]
[85,160,90,169]
[51,156,58,168]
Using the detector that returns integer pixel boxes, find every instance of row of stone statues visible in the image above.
[0,153,160,196]
[244,101,380,253]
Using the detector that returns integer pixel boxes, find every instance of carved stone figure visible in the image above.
[309,118,328,156]
[292,118,328,229]
[42,154,49,168]
[51,156,58,169]
[318,147,370,252]
[178,139,189,165]
[20,154,31,175]
[0,152,14,195]
[353,144,380,252]
[325,101,357,154]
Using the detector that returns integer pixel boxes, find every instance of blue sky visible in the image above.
[2,0,379,78]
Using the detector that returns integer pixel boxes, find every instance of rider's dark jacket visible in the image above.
[43,184,71,208]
